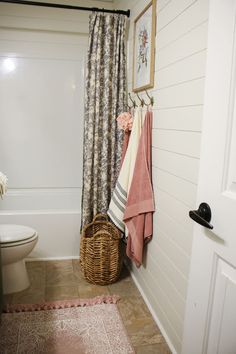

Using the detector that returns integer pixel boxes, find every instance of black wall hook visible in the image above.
[128,93,137,108]
[136,93,145,107]
[145,90,154,106]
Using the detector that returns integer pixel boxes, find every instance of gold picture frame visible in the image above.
[132,0,156,93]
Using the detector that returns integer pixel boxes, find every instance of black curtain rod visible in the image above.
[0,0,130,17]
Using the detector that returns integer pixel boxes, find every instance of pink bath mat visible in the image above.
[0,295,135,354]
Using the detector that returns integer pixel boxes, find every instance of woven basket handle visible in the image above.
[93,213,109,222]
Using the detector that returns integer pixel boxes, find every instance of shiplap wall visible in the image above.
[114,0,209,352]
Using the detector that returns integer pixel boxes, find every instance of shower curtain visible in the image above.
[81,12,127,228]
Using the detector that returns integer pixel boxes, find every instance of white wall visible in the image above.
[0,0,210,349]
[0,0,113,259]
[114,0,209,352]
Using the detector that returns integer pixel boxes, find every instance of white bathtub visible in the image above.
[0,189,81,260]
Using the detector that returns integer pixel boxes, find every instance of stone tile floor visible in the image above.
[3,260,171,354]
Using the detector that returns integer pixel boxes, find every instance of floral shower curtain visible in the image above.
[81,12,127,228]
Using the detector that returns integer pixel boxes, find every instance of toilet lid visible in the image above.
[0,224,37,243]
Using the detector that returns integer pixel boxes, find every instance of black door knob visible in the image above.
[189,202,213,229]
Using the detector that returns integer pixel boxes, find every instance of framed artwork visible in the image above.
[132,0,156,92]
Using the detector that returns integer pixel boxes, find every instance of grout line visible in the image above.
[157,0,172,14]
[152,127,201,133]
[152,76,204,93]
[152,165,198,186]
[157,0,199,33]
[153,183,194,211]
[152,225,191,261]
[144,250,188,321]
[152,146,200,160]
[154,76,205,91]
[152,103,203,111]
[153,203,192,235]
[151,240,189,283]
[156,48,207,72]
[152,186,194,233]
[146,248,187,304]
[157,17,208,54]
[154,184,194,209]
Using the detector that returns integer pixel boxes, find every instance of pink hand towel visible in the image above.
[124,110,155,267]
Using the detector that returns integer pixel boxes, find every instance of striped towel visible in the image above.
[108,108,143,232]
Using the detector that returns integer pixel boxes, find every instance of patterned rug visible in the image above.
[0,295,134,354]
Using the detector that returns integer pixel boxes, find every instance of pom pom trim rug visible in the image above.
[0,295,135,354]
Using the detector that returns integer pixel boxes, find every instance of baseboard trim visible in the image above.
[126,262,177,354]
[26,256,80,261]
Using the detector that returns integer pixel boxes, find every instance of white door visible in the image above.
[182,0,236,353]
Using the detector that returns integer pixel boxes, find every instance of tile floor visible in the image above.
[3,260,171,354]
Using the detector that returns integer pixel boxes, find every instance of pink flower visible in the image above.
[116,112,133,131]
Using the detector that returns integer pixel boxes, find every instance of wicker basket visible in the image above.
[80,214,123,285]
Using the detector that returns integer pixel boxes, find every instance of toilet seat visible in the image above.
[0,224,38,248]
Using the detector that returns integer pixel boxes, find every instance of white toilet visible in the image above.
[0,224,38,294]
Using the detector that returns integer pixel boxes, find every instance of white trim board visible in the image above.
[126,261,177,354]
